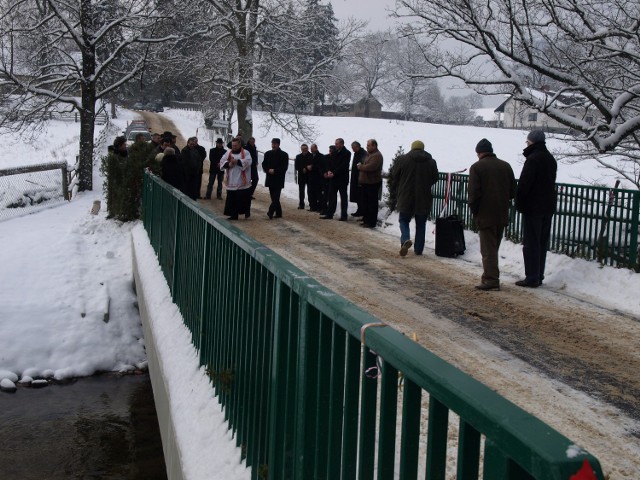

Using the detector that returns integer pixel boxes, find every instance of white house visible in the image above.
[495,88,597,132]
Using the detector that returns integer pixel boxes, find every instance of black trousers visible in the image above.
[307,179,322,211]
[522,213,553,285]
[268,186,283,217]
[298,176,307,208]
[250,166,259,196]
[327,181,348,219]
[361,182,381,226]
[206,171,224,198]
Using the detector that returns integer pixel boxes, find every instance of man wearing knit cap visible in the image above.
[468,138,516,290]
[394,140,439,256]
[515,130,557,287]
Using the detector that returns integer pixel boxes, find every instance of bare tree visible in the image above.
[183,0,361,139]
[383,35,442,121]
[395,0,640,183]
[345,31,395,117]
[0,0,175,191]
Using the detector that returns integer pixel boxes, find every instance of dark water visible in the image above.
[0,373,167,480]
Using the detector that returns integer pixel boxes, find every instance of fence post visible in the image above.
[630,191,640,270]
[61,164,69,200]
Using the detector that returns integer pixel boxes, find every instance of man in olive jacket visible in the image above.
[357,139,383,228]
[468,138,516,290]
[515,130,557,287]
[395,140,439,256]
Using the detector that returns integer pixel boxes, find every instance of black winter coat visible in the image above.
[295,152,313,183]
[262,148,289,189]
[328,147,351,187]
[209,146,227,173]
[515,142,557,215]
[349,148,368,199]
[161,154,185,191]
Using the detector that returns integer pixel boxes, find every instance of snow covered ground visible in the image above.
[0,108,638,479]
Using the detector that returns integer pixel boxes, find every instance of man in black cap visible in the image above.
[468,138,516,290]
[262,138,289,219]
[205,138,226,200]
[515,130,557,288]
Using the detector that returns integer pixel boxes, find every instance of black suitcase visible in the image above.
[435,215,466,257]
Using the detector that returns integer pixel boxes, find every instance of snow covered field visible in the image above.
[1,108,639,479]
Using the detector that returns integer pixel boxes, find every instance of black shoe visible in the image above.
[320,215,333,220]
[245,213,251,219]
[339,216,348,221]
[351,212,363,217]
[204,196,211,200]
[251,196,256,200]
[475,283,500,291]
[267,211,273,219]
[360,223,375,228]
[298,205,305,209]
[216,196,222,200]
[400,240,413,257]
[515,280,538,288]
[274,214,282,218]
[227,216,238,221]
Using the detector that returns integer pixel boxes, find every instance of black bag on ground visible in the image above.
[435,215,466,257]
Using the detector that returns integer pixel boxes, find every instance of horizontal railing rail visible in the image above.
[142,171,605,480]
[431,172,639,270]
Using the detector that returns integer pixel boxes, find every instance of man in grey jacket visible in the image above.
[468,138,516,290]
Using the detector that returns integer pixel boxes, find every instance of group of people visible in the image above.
[120,126,556,293]
[209,135,386,227]
[292,138,384,228]
[469,129,557,291]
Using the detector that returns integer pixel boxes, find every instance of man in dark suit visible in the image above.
[515,130,557,288]
[320,138,351,221]
[205,138,226,200]
[262,138,289,219]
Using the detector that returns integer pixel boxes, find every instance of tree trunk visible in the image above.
[78,7,96,192]
[78,100,96,192]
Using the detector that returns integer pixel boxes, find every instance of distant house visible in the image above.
[472,108,502,128]
[315,95,393,119]
[495,88,597,133]
[353,96,382,117]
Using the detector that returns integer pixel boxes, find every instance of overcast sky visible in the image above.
[330,0,398,30]
[327,0,502,106]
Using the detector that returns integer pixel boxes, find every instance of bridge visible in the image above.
[132,172,607,479]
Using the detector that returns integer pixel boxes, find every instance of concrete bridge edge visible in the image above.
[131,235,186,480]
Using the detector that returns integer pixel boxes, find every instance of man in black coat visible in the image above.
[181,137,204,200]
[262,138,289,219]
[246,137,259,198]
[515,130,557,288]
[294,144,313,209]
[307,144,324,212]
[161,147,184,192]
[206,138,226,200]
[321,138,351,221]
[349,141,367,217]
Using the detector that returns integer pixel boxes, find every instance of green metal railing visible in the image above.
[431,173,640,270]
[143,172,605,480]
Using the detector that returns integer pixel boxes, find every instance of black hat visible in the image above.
[162,131,173,138]
[475,138,493,153]
[527,130,545,143]
[216,138,223,144]
[271,138,281,145]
